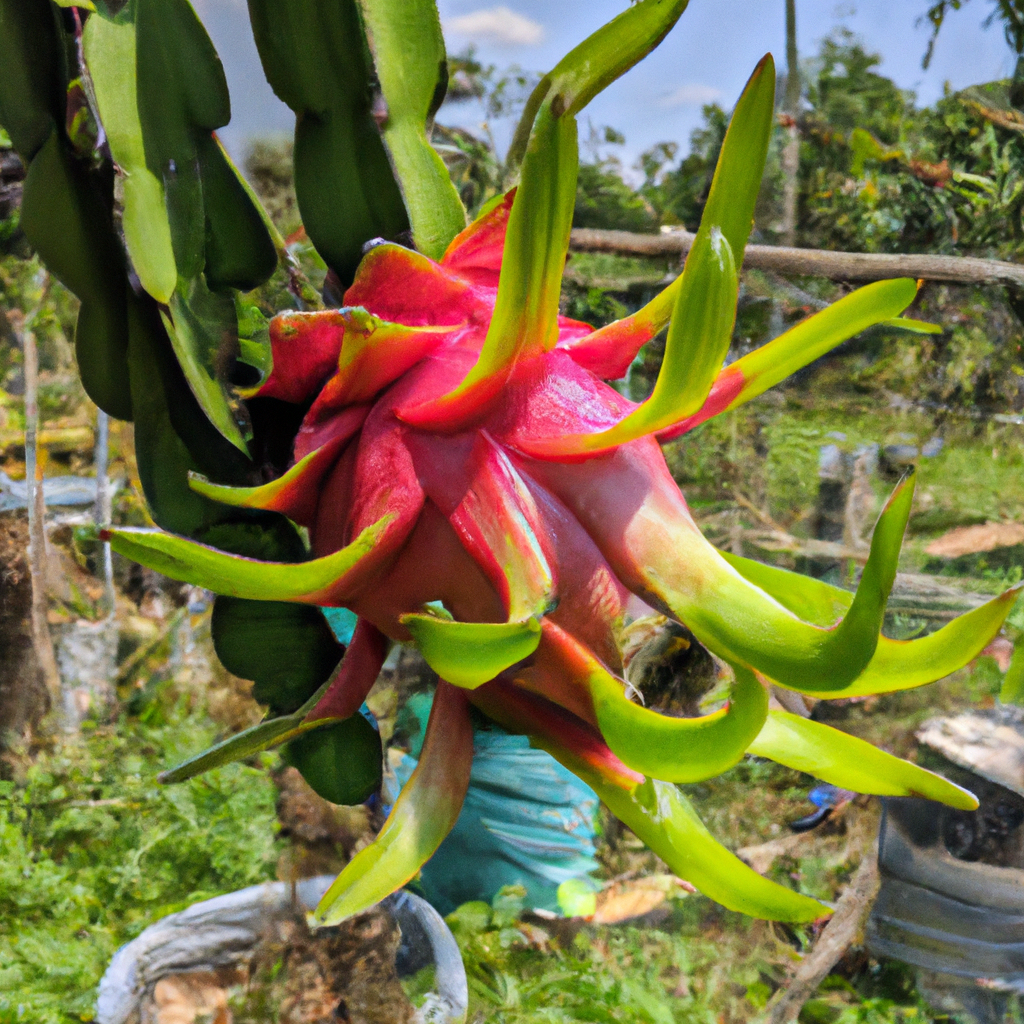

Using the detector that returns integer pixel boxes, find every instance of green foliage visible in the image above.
[247,0,409,286]
[792,31,1024,258]
[924,1,1024,67]
[283,715,382,805]
[356,0,466,259]
[0,705,280,1024]
[449,887,715,1024]
[641,105,729,230]
[574,162,658,232]
[807,34,916,149]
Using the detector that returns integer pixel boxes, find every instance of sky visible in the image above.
[193,0,1014,172]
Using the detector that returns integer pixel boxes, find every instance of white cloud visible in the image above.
[445,6,545,46]
[658,84,723,108]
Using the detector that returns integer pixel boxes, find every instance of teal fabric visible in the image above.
[321,605,358,645]
[393,727,600,915]
[317,614,600,914]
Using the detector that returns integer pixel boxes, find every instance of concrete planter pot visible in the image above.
[96,877,468,1024]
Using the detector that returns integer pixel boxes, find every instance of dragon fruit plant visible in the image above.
[2,0,1018,929]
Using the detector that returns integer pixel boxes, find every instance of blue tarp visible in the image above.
[319,612,601,915]
[392,718,600,915]
[0,470,104,512]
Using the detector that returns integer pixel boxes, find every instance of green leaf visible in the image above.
[1,0,132,420]
[162,277,250,454]
[197,133,279,291]
[1001,640,1024,705]
[356,0,466,259]
[284,715,382,805]
[246,0,409,284]
[719,550,852,626]
[719,280,920,415]
[662,474,913,693]
[592,662,767,783]
[531,226,737,455]
[0,0,66,160]
[125,292,256,535]
[747,711,978,809]
[780,470,913,684]
[105,515,393,603]
[212,599,342,714]
[133,0,228,280]
[578,271,919,403]
[885,316,941,334]
[19,129,133,420]
[159,675,336,784]
[400,614,542,689]
[584,773,828,922]
[314,683,473,925]
[86,0,275,448]
[693,55,775,269]
[636,227,738,424]
[83,6,177,303]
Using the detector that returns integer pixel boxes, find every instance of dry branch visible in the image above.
[569,228,1024,289]
[762,842,881,1024]
[22,318,64,720]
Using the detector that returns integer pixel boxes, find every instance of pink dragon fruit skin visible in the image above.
[106,55,1017,928]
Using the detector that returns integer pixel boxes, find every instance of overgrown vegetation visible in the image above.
[0,681,280,1023]
[2,21,1024,1024]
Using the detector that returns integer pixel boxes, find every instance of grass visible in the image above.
[0,688,281,1024]
[1,646,999,1023]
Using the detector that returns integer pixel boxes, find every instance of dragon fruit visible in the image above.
[104,18,1019,928]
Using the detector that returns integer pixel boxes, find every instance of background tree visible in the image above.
[780,0,801,245]
[924,0,1024,106]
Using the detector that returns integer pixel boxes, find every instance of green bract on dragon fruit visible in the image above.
[11,0,1010,928]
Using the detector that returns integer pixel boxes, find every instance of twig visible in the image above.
[569,227,1024,289]
[729,527,871,563]
[115,606,187,686]
[731,492,786,533]
[762,841,881,1024]
[22,292,65,727]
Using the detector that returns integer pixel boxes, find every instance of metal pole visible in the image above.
[94,409,115,619]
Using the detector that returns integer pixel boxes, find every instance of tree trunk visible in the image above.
[780,0,801,247]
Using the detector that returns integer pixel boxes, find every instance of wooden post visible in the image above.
[22,317,65,726]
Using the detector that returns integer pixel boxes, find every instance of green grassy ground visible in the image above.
[0,643,1005,1023]
[0,692,280,1024]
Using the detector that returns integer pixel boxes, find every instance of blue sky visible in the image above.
[194,0,1013,171]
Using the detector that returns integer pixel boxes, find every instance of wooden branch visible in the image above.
[762,841,881,1024]
[569,228,1024,289]
[22,314,65,724]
